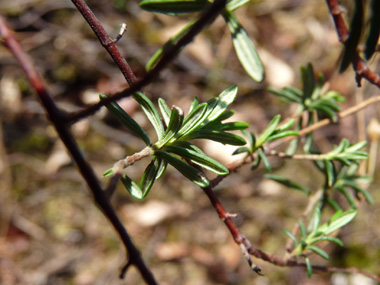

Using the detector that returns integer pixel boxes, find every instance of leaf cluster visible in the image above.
[100,85,248,199]
[268,64,345,123]
[233,115,299,171]
[262,64,373,277]
[283,208,357,277]
[139,0,265,82]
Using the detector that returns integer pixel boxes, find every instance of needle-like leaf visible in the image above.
[133,92,165,140]
[223,11,264,82]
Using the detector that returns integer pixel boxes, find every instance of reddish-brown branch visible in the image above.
[67,0,228,124]
[0,15,157,285]
[202,181,380,281]
[325,0,380,88]
[71,0,137,87]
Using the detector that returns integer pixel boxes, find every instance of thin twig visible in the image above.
[267,150,325,160]
[0,15,157,285]
[71,0,137,87]
[67,0,228,124]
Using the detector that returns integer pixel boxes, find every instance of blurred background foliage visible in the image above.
[1,0,380,284]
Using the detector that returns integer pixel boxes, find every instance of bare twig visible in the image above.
[0,15,157,284]
[71,0,137,86]
[267,150,325,160]
[67,0,228,124]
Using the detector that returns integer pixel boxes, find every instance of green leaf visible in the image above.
[163,145,229,175]
[121,175,145,200]
[301,64,315,100]
[182,129,247,145]
[327,198,342,211]
[241,130,256,151]
[365,0,380,59]
[318,98,341,111]
[223,11,264,82]
[334,185,357,209]
[188,97,199,114]
[310,207,321,235]
[103,168,114,177]
[155,150,209,187]
[282,229,298,247]
[205,85,238,123]
[251,156,261,170]
[146,20,196,70]
[319,209,357,235]
[155,105,184,148]
[284,86,303,98]
[316,105,338,122]
[324,160,336,187]
[133,92,165,140]
[341,180,374,204]
[267,87,302,103]
[99,94,150,146]
[155,157,167,179]
[170,140,204,153]
[305,257,312,278]
[139,157,161,197]
[256,115,281,147]
[286,137,299,156]
[233,146,251,155]
[267,130,299,142]
[158,98,171,126]
[265,174,310,195]
[204,121,249,131]
[308,246,329,260]
[277,119,296,132]
[139,0,209,15]
[257,148,271,171]
[226,0,250,11]
[178,103,208,136]
[299,220,306,239]
[344,140,367,153]
[318,236,344,247]
[215,109,235,122]
[324,90,346,102]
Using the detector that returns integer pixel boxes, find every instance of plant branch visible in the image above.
[211,95,380,189]
[203,177,380,281]
[325,0,380,88]
[285,189,324,252]
[113,146,153,175]
[67,0,228,124]
[267,150,326,160]
[0,15,157,284]
[71,0,137,86]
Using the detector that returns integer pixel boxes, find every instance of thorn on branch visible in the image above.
[331,5,346,16]
[239,243,263,276]
[222,212,238,221]
[119,260,132,279]
[114,23,128,44]
[252,265,264,276]
[104,23,128,46]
